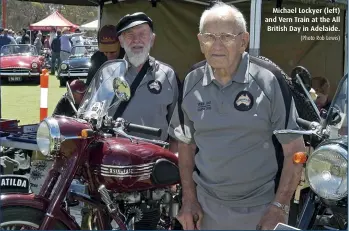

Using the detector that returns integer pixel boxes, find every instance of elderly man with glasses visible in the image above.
[168,1,305,230]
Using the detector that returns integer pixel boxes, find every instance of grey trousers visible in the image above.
[197,192,270,230]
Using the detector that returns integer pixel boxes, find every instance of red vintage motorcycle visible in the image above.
[0,59,181,230]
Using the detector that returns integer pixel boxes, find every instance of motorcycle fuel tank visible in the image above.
[89,137,179,192]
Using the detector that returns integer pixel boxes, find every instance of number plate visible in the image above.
[0,175,30,193]
[8,76,22,82]
[21,124,39,133]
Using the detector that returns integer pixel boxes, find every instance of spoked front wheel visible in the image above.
[0,206,69,230]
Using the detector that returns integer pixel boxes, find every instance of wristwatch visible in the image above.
[271,201,290,215]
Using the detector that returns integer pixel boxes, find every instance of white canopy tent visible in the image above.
[80,20,99,31]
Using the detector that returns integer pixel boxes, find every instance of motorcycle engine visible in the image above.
[112,188,179,230]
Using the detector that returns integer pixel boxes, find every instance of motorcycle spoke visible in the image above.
[1,222,38,230]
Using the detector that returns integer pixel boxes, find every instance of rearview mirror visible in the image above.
[113,76,130,101]
[291,66,312,91]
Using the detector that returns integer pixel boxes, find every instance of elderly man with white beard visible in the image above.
[113,12,179,153]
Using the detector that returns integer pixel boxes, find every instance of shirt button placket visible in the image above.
[218,88,228,115]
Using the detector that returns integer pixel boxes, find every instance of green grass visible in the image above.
[1,75,65,125]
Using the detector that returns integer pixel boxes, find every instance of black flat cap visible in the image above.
[116,12,153,35]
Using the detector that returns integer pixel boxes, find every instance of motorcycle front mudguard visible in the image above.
[296,190,318,230]
[0,193,80,230]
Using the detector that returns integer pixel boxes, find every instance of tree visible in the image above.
[7,0,51,31]
[58,5,98,25]
[6,0,98,32]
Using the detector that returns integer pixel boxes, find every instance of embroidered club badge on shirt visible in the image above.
[234,91,254,111]
[147,80,162,94]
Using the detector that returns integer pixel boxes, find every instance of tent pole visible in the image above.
[2,0,6,28]
[249,0,262,57]
[98,5,101,29]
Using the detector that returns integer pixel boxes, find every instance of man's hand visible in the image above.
[177,199,204,230]
[256,205,287,230]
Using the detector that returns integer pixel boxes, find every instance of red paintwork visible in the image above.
[0,119,19,132]
[89,137,179,192]
[1,116,179,230]
[0,55,44,72]
[0,193,80,230]
[54,115,92,137]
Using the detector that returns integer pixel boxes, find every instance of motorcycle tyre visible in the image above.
[0,206,70,230]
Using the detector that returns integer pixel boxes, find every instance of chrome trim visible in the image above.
[305,143,348,200]
[100,167,153,176]
[0,67,31,69]
[60,72,88,77]
[61,63,68,70]
[94,172,151,179]
[100,163,155,168]
[31,62,38,68]
[93,163,155,178]
[128,135,169,147]
[43,117,62,154]
[0,72,40,76]
[100,168,153,174]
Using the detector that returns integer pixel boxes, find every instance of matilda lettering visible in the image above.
[1,178,27,188]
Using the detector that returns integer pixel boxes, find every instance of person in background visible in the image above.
[71,28,85,54]
[52,79,87,117]
[29,30,36,44]
[49,27,56,47]
[15,31,22,44]
[3,29,16,44]
[50,30,62,75]
[20,29,30,44]
[71,28,84,46]
[60,27,85,63]
[20,29,26,44]
[34,32,43,53]
[85,25,124,86]
[23,34,31,44]
[312,76,332,111]
[0,29,14,51]
[44,35,50,49]
[8,29,15,40]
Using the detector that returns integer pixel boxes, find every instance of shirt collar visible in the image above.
[202,52,250,86]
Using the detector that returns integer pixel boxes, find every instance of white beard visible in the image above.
[124,43,151,67]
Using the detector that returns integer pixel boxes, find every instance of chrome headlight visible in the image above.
[305,143,347,200]
[36,118,61,156]
[61,63,68,70]
[31,62,38,68]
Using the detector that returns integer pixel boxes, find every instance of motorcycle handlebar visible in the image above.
[296,118,313,130]
[126,123,162,138]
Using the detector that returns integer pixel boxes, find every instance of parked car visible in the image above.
[57,45,98,87]
[0,44,44,84]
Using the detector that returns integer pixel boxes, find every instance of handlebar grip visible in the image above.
[126,123,162,137]
[296,118,313,130]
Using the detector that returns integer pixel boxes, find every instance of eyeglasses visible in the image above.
[198,32,243,45]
